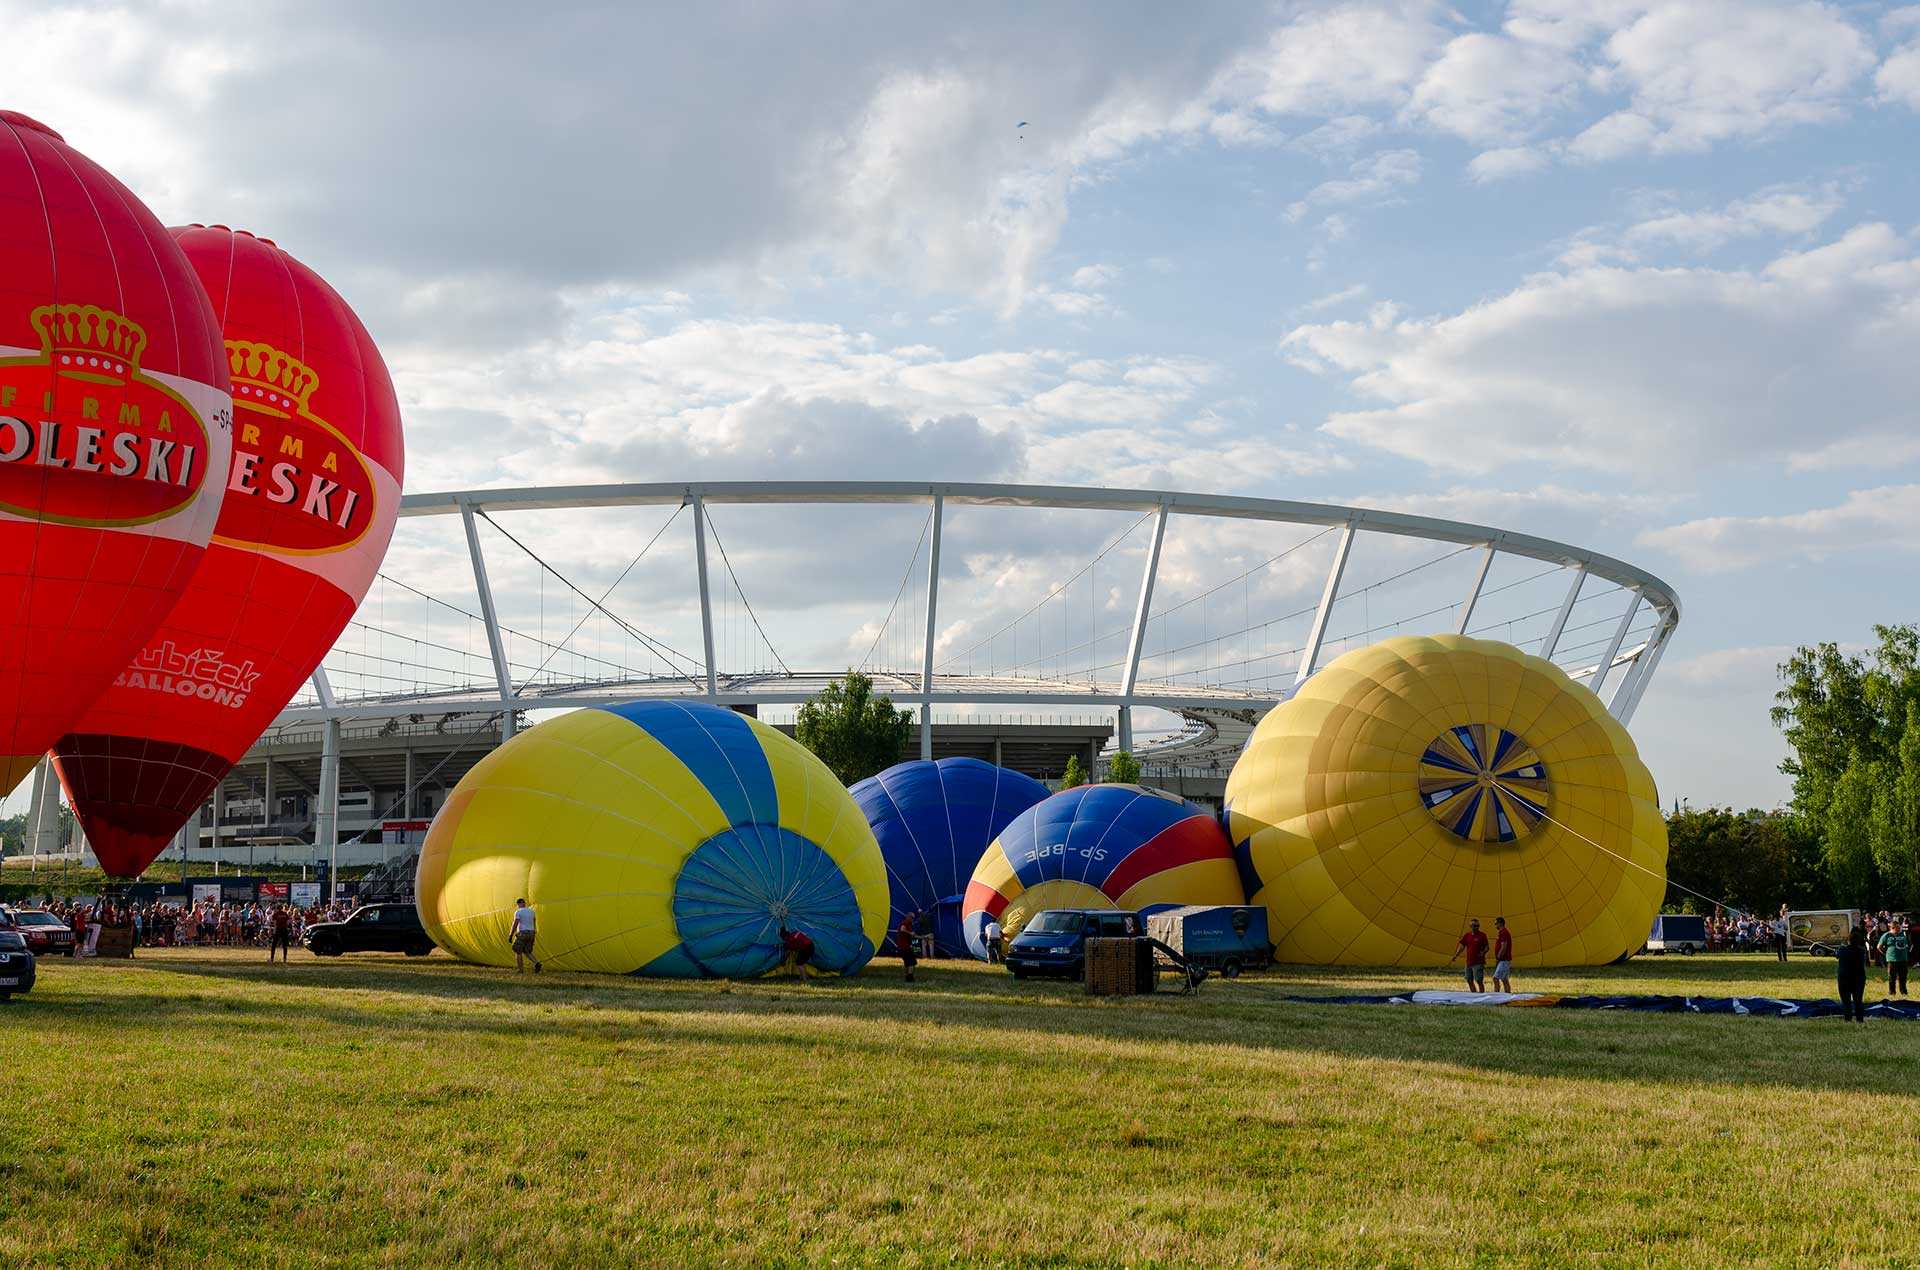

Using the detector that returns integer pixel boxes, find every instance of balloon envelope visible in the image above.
[850,757,1050,956]
[961,783,1243,957]
[416,701,890,977]
[0,112,231,796]
[1224,634,1667,967]
[52,227,403,878]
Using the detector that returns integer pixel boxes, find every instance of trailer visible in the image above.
[1645,914,1708,954]
[1789,909,1858,956]
[1145,905,1271,977]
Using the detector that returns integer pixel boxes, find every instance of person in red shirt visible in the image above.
[1450,918,1489,992]
[1492,917,1514,993]
[268,903,293,963]
[778,925,815,978]
[895,913,919,983]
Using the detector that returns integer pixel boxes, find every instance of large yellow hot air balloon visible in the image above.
[1225,635,1665,967]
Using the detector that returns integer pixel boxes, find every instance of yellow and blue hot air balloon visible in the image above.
[1224,634,1667,967]
[415,700,890,977]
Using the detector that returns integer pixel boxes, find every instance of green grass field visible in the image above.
[3,951,1915,1267]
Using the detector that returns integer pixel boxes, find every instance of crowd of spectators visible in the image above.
[30,898,356,955]
[1706,910,1786,953]
[1703,906,1914,964]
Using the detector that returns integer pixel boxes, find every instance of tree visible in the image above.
[1060,755,1089,789]
[1773,624,1920,908]
[1106,750,1141,785]
[795,670,912,786]
[1664,806,1825,915]
[1867,702,1920,909]
[1824,756,1879,908]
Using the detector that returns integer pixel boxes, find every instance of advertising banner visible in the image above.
[1790,910,1853,947]
[191,883,222,908]
[259,882,290,900]
[290,882,321,909]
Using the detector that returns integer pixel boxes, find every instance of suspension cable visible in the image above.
[509,504,688,690]
[475,509,706,686]
[859,505,934,672]
[937,509,1156,671]
[700,508,792,676]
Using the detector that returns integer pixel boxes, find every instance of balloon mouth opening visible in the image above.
[1,111,65,142]
[670,825,866,977]
[1419,724,1550,845]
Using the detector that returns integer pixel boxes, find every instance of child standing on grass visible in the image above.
[510,898,541,974]
[1836,927,1868,1023]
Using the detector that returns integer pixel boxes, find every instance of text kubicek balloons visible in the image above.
[0,112,233,797]
[52,226,403,878]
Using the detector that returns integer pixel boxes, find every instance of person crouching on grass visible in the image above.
[1491,917,1514,993]
[1450,918,1488,992]
[510,897,541,974]
[777,925,816,978]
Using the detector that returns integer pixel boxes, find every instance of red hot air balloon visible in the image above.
[52,227,404,878]
[0,112,233,798]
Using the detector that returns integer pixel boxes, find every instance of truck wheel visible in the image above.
[1010,965,1028,980]
[405,944,432,957]
[1681,946,1695,955]
[1222,959,1241,979]
[311,942,340,958]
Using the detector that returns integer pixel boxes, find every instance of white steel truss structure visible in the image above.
[286,480,1680,727]
[279,480,1680,885]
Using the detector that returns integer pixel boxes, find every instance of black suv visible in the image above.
[301,904,436,958]
[0,929,35,999]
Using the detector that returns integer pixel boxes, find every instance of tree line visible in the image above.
[1673,623,1920,914]
[1767,622,1919,912]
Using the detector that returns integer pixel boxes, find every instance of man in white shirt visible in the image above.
[985,918,1003,964]
[510,898,541,974]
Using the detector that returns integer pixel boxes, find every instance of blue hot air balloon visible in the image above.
[849,757,1050,957]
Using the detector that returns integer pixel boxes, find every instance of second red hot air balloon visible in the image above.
[53,227,404,878]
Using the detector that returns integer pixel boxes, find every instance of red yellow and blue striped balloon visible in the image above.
[960,783,1244,957]
[415,701,889,976]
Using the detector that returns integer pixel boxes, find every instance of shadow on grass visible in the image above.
[14,951,1913,1098]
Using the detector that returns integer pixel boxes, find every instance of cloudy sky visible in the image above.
[10,0,1920,810]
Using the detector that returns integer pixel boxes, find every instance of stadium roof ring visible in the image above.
[279,480,1680,767]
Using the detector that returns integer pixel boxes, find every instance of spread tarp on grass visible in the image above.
[1287,989,1920,1019]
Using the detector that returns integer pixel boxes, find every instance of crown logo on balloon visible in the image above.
[227,339,321,417]
[31,303,147,377]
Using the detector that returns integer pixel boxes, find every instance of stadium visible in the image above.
[15,479,1679,882]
